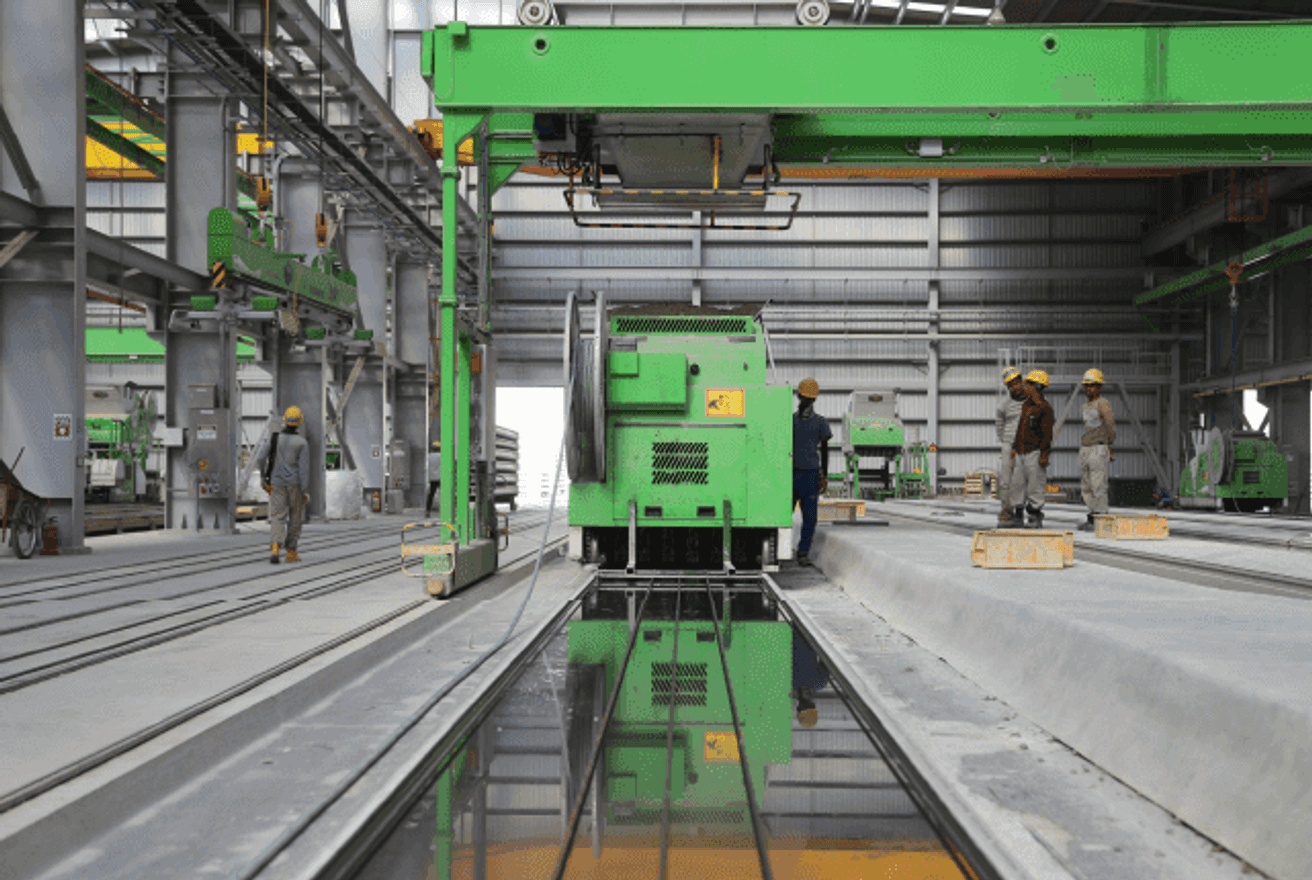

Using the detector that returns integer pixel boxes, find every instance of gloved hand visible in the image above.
[820,476,828,494]
[1039,454,1049,468]
[262,482,272,494]
[1109,449,1116,462]
[303,493,310,506]
[1009,449,1016,459]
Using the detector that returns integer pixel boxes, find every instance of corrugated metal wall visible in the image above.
[490,177,1174,490]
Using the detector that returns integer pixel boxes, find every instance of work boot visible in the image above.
[286,548,301,563]
[1012,507,1024,526]
[269,542,281,564]
[797,551,812,567]
[1025,506,1044,530]
[1077,513,1096,532]
[997,507,1014,526]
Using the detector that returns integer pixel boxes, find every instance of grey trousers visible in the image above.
[1080,444,1111,514]
[1012,450,1047,511]
[998,443,1022,509]
[270,485,306,549]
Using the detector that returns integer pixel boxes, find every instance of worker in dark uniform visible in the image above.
[425,441,441,519]
[1010,370,1055,529]
[793,377,831,567]
[262,406,311,563]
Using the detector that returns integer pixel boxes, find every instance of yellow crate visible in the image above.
[1094,514,1168,540]
[971,529,1075,569]
[817,499,866,521]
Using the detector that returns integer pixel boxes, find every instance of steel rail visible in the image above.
[704,578,775,880]
[0,535,566,817]
[658,584,682,880]
[0,518,559,690]
[0,598,425,816]
[760,572,999,880]
[548,582,655,880]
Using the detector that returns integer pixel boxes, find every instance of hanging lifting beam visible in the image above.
[424,23,1312,168]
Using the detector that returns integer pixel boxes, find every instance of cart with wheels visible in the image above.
[1,448,48,560]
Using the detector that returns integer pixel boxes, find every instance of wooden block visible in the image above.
[1094,514,1168,540]
[817,499,866,521]
[972,529,1075,569]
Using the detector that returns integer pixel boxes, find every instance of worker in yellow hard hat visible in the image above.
[425,440,442,519]
[995,367,1027,525]
[262,405,311,563]
[792,377,831,566]
[1077,368,1117,531]
[1010,370,1054,528]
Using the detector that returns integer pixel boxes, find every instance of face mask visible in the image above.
[1009,388,1025,401]
[799,400,815,418]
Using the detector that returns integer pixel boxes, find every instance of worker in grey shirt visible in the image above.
[995,366,1026,525]
[262,405,311,563]
[1077,368,1116,531]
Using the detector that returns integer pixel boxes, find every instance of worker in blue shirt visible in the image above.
[793,377,831,567]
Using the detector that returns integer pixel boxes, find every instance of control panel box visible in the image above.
[186,406,232,499]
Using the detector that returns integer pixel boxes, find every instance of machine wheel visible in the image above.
[10,498,40,559]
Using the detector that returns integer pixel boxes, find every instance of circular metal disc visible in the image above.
[593,292,608,483]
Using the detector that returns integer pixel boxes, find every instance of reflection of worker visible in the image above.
[263,406,310,563]
[425,442,441,518]
[1077,369,1117,532]
[1010,370,1054,529]
[995,367,1026,526]
[793,377,832,567]
[793,628,828,729]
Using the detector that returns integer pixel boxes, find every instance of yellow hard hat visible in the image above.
[1082,368,1105,385]
[797,377,820,398]
[283,405,303,426]
[1025,369,1050,387]
[1002,366,1022,384]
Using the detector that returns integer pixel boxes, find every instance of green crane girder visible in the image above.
[1135,223,1312,306]
[425,22,1312,169]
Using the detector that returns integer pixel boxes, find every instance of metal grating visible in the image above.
[615,316,752,335]
[652,661,709,706]
[651,441,709,485]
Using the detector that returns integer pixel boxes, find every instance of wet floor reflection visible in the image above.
[354,600,969,880]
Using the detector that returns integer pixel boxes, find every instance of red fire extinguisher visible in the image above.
[371,490,382,513]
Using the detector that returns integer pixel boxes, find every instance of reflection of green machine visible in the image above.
[1178,428,1288,512]
[85,386,157,502]
[566,298,794,571]
[565,612,792,827]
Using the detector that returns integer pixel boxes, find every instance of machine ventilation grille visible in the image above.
[651,661,709,706]
[615,317,752,335]
[651,441,709,485]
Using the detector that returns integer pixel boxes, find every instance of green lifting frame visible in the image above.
[426,21,1312,542]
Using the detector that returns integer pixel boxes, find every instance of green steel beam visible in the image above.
[1135,223,1312,306]
[86,117,166,178]
[426,23,1312,121]
[85,67,167,142]
[773,135,1312,168]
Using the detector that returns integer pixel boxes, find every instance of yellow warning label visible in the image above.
[705,388,745,418]
[704,731,741,763]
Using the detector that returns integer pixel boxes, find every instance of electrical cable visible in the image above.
[232,354,576,880]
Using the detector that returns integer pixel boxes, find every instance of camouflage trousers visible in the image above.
[1079,444,1111,515]
[270,485,306,549]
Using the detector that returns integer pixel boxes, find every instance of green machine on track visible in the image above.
[1178,428,1288,512]
[563,296,795,571]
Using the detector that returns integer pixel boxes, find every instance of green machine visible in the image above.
[1178,427,1288,512]
[565,297,794,571]
[840,390,905,501]
[85,385,157,502]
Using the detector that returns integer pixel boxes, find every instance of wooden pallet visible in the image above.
[964,473,985,499]
[972,529,1075,569]
[817,499,866,522]
[1094,514,1168,540]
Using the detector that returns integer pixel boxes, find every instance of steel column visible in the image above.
[395,371,429,509]
[279,158,324,256]
[164,53,237,532]
[0,0,87,552]
[396,260,430,366]
[343,210,387,496]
